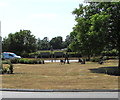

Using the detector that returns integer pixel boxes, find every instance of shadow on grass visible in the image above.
[89,66,120,76]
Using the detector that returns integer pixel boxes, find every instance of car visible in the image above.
[2,52,21,59]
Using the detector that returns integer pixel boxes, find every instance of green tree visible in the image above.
[37,38,42,50]
[70,4,105,58]
[2,30,37,56]
[89,2,120,67]
[69,31,80,52]
[50,36,63,49]
[64,35,71,48]
[70,2,120,67]
[37,37,50,50]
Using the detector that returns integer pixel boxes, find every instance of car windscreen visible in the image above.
[9,53,17,57]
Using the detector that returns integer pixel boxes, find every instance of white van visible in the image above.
[2,52,21,59]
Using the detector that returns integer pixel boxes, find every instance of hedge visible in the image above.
[102,49,118,56]
[17,58,43,64]
[28,51,82,58]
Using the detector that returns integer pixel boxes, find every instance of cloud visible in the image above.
[17,0,83,3]
[27,0,79,1]
[30,13,57,19]
[0,2,9,7]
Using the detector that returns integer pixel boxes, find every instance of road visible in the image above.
[0,91,119,98]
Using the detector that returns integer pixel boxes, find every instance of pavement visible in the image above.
[1,91,119,98]
[0,89,119,99]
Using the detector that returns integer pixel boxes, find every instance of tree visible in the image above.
[90,2,120,67]
[70,2,120,67]
[2,37,10,52]
[104,2,120,67]
[37,38,42,50]
[63,35,71,48]
[70,4,106,58]
[69,31,81,52]
[2,30,37,56]
[37,37,50,50]
[50,36,63,49]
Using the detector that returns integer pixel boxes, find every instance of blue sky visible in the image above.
[0,0,84,40]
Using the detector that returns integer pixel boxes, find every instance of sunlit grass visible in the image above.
[1,60,119,90]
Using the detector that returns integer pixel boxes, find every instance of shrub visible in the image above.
[2,60,9,64]
[41,60,45,64]
[91,58,100,62]
[18,58,42,64]
[7,58,42,64]
[38,60,42,64]
[32,59,38,64]
[23,59,29,64]
[8,61,13,74]
[18,58,23,63]
[28,60,34,64]
[102,56,109,60]
[10,58,19,64]
[102,49,118,56]
[2,61,14,74]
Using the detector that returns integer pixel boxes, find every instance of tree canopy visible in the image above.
[2,30,37,56]
[69,2,120,66]
[2,31,71,56]
[50,36,63,49]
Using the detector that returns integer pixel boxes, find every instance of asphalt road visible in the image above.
[0,91,119,98]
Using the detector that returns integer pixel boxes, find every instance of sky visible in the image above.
[0,0,84,40]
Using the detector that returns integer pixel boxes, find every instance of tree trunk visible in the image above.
[87,55,91,61]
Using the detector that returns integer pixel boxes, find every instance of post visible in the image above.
[118,48,120,68]
[0,21,2,92]
[0,21,2,74]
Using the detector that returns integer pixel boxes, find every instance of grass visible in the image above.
[1,60,119,90]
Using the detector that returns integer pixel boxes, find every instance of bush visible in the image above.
[18,58,25,63]
[102,49,118,56]
[9,63,13,74]
[18,58,43,64]
[24,59,30,64]
[10,58,19,64]
[2,61,14,74]
[102,56,109,60]
[91,58,100,62]
[2,60,9,64]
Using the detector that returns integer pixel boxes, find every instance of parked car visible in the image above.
[2,52,21,59]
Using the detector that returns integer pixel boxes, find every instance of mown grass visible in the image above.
[1,60,119,90]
